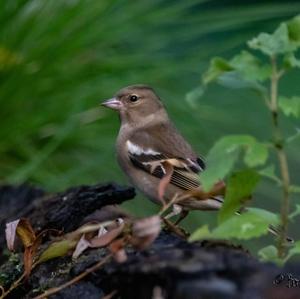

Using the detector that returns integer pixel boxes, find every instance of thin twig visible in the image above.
[0,272,26,299]
[102,290,117,299]
[269,56,291,258]
[32,254,112,299]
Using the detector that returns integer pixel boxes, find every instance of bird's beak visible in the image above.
[101,98,123,110]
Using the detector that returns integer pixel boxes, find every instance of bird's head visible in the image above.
[102,85,166,125]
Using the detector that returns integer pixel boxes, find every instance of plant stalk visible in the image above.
[269,56,290,258]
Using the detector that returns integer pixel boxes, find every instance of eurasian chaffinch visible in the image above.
[101,85,293,242]
[101,85,225,219]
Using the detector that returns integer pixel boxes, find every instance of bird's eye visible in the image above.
[129,95,139,102]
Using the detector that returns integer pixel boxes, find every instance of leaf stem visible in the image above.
[269,56,291,258]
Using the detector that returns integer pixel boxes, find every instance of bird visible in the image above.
[101,85,294,242]
[101,84,226,222]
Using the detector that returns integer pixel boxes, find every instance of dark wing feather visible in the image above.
[127,123,205,191]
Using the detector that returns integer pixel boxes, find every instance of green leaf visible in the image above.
[285,241,300,262]
[258,245,282,264]
[202,57,233,85]
[287,128,300,144]
[289,204,300,220]
[186,86,205,108]
[259,165,281,184]
[247,207,279,226]
[290,185,300,194]
[212,210,272,240]
[189,225,211,241]
[202,51,269,93]
[244,142,268,167]
[200,136,247,191]
[217,71,266,94]
[283,53,300,69]
[200,135,268,191]
[230,50,271,82]
[248,23,298,56]
[279,96,300,118]
[37,239,77,264]
[218,170,260,223]
[287,15,300,45]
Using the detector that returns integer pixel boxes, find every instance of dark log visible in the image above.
[0,183,300,299]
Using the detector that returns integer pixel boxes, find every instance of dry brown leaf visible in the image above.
[108,238,127,263]
[16,218,36,248]
[131,216,161,250]
[113,248,127,263]
[24,247,33,279]
[158,162,174,202]
[5,219,20,251]
[72,235,90,259]
[89,223,125,248]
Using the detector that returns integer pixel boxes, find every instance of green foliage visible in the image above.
[191,14,300,263]
[248,23,297,56]
[190,208,279,241]
[218,170,260,223]
[279,96,300,118]
[258,245,281,264]
[200,135,268,191]
[2,1,299,191]
[1,0,300,261]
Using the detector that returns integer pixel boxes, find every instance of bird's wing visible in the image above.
[126,124,205,191]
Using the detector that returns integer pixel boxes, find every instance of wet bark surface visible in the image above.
[0,183,300,299]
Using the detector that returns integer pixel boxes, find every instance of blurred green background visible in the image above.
[1,0,299,251]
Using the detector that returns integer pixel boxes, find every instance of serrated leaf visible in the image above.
[202,57,233,84]
[230,50,271,82]
[283,53,300,69]
[287,128,300,143]
[259,165,281,184]
[248,23,298,56]
[244,142,268,167]
[290,185,300,193]
[217,71,265,92]
[289,204,300,220]
[285,240,300,262]
[200,135,267,191]
[200,137,242,191]
[247,207,280,226]
[286,15,300,44]
[186,86,205,108]
[189,225,211,242]
[258,245,281,264]
[218,170,260,223]
[212,208,279,240]
[279,96,300,118]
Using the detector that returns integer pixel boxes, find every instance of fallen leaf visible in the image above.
[131,216,161,250]
[37,239,77,264]
[109,238,127,263]
[16,218,36,248]
[158,162,174,202]
[5,219,20,251]
[89,223,125,248]
[72,235,91,259]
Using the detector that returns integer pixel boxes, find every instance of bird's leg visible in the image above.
[174,209,189,225]
[162,218,189,238]
[164,204,182,220]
